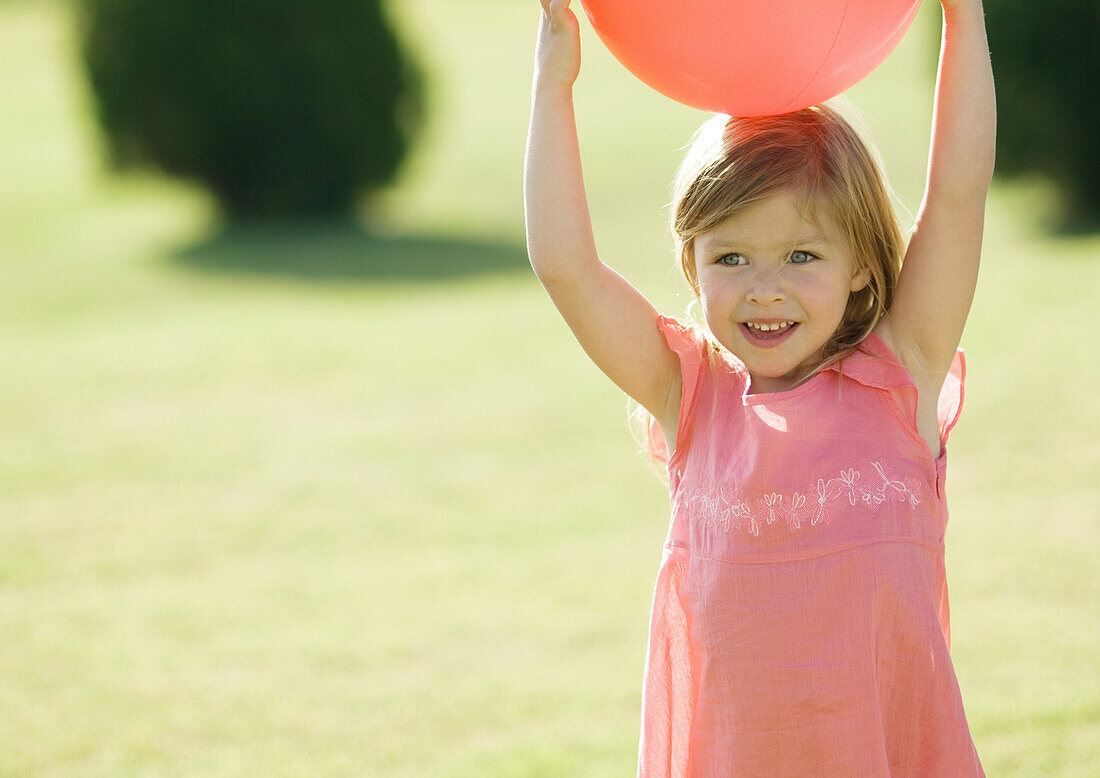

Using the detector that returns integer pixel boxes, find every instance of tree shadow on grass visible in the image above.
[173,216,530,283]
[1051,211,1100,238]
[995,176,1100,240]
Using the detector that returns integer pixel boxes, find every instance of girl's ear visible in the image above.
[849,264,871,292]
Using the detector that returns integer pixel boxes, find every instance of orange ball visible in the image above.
[577,0,922,116]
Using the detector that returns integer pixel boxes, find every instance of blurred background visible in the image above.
[1,0,1096,775]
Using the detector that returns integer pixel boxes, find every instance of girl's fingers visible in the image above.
[544,0,572,25]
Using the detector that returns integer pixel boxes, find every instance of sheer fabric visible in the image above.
[637,315,983,778]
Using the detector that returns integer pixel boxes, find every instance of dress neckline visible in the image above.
[735,333,906,407]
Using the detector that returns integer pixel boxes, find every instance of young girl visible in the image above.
[525,0,995,775]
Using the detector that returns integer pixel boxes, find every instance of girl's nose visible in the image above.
[746,269,786,305]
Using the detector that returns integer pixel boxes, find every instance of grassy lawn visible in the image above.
[1,0,1097,775]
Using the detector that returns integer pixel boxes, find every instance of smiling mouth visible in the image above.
[745,320,795,332]
[741,321,799,344]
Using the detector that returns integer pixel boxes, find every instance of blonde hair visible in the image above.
[632,102,905,471]
[671,102,904,370]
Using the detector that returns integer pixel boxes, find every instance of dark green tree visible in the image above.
[78,0,425,219]
[984,1,1099,227]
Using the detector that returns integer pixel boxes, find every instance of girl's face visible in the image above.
[693,189,869,394]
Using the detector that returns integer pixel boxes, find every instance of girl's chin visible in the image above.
[740,349,828,389]
[745,362,820,393]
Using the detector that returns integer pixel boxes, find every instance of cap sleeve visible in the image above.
[647,315,707,470]
[937,349,966,451]
[828,333,913,392]
[842,335,966,457]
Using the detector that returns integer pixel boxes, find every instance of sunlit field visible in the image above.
[1,1,1097,775]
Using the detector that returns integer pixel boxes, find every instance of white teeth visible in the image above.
[746,320,795,332]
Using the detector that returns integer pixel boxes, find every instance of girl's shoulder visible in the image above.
[652,315,748,465]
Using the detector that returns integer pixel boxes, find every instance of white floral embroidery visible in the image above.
[872,462,908,505]
[810,478,841,526]
[680,461,923,536]
[761,492,783,527]
[694,492,726,534]
[731,498,755,536]
[786,493,809,531]
[837,469,860,505]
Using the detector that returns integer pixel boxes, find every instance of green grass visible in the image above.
[1,0,1097,775]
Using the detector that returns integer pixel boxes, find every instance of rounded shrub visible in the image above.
[78,0,425,218]
[984,0,1099,226]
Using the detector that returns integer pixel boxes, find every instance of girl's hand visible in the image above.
[535,0,581,90]
[938,0,981,14]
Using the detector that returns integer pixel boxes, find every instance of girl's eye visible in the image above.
[789,250,817,264]
[718,253,746,266]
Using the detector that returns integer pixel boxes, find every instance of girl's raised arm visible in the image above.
[887,0,996,374]
[524,0,681,428]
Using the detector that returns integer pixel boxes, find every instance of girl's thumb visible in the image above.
[547,0,572,22]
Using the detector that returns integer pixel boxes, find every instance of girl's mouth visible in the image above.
[741,321,799,347]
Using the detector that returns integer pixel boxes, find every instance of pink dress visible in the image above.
[639,315,984,778]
